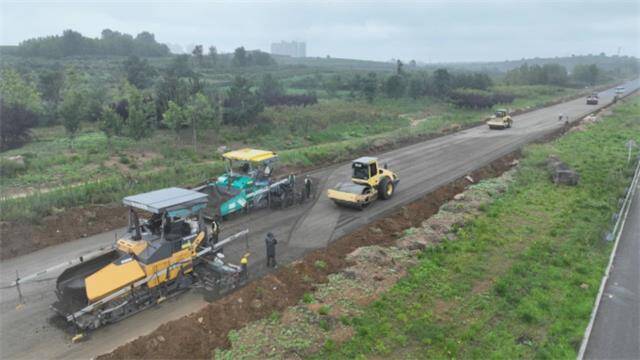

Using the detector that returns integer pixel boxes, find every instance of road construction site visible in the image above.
[0,80,637,359]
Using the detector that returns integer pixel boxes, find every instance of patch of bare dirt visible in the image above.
[0,204,127,260]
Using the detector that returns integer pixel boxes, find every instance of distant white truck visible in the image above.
[615,86,625,95]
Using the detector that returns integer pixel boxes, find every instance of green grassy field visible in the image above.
[315,97,640,359]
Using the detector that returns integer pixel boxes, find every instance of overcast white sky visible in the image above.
[1,0,638,62]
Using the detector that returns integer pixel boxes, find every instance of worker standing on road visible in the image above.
[265,232,278,268]
[240,253,250,280]
[304,176,312,199]
[558,113,564,122]
[211,215,221,253]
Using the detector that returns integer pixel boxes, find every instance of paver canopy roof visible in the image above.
[222,148,278,163]
[122,187,208,214]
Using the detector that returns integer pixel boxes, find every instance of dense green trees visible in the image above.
[223,76,264,126]
[15,29,170,58]
[123,56,157,89]
[124,83,155,140]
[162,93,219,150]
[383,74,406,98]
[0,69,43,150]
[572,64,600,86]
[192,45,204,66]
[505,63,570,86]
[259,73,285,100]
[155,55,201,121]
[232,46,275,67]
[361,73,378,103]
[99,107,123,147]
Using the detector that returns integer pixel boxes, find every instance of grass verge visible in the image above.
[315,97,640,359]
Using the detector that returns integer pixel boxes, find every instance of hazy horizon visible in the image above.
[1,0,639,63]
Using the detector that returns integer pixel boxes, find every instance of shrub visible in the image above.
[264,93,318,107]
[319,304,331,316]
[0,158,27,178]
[302,292,315,304]
[449,89,516,108]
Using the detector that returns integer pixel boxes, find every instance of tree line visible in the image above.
[504,63,605,86]
[0,52,307,151]
[12,29,170,58]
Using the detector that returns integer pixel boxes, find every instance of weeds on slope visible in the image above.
[317,97,640,359]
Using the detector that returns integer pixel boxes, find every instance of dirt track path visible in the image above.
[0,80,637,359]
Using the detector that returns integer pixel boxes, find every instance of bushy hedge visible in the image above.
[264,93,318,107]
[449,88,516,108]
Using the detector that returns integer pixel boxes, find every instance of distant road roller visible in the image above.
[327,157,399,209]
[487,109,513,129]
[51,187,247,334]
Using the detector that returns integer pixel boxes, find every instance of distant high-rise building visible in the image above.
[270,41,306,58]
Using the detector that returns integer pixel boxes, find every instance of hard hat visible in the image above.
[216,253,225,259]
[240,257,248,265]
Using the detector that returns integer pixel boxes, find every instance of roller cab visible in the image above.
[327,157,399,209]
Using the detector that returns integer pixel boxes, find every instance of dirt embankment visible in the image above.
[217,168,517,358]
[100,152,519,360]
[0,204,127,260]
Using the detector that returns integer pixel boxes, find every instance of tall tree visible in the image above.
[0,69,43,150]
[162,93,217,151]
[361,72,378,103]
[58,69,87,143]
[232,46,248,67]
[124,83,155,140]
[162,100,189,140]
[192,45,204,66]
[573,64,600,86]
[123,55,156,89]
[408,76,426,99]
[208,46,218,66]
[223,75,264,126]
[432,68,452,97]
[259,73,284,102]
[188,93,217,152]
[384,74,406,99]
[38,68,65,103]
[99,106,123,148]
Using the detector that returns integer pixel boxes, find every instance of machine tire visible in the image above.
[378,177,394,200]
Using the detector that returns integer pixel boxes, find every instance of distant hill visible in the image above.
[426,54,640,76]
[272,54,395,72]
[273,53,639,76]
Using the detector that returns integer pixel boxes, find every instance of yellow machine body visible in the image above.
[487,109,513,129]
[85,231,205,303]
[85,260,146,302]
[327,157,398,208]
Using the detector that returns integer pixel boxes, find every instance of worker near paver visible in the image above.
[211,215,221,253]
[304,176,312,199]
[265,232,278,268]
[240,253,250,280]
